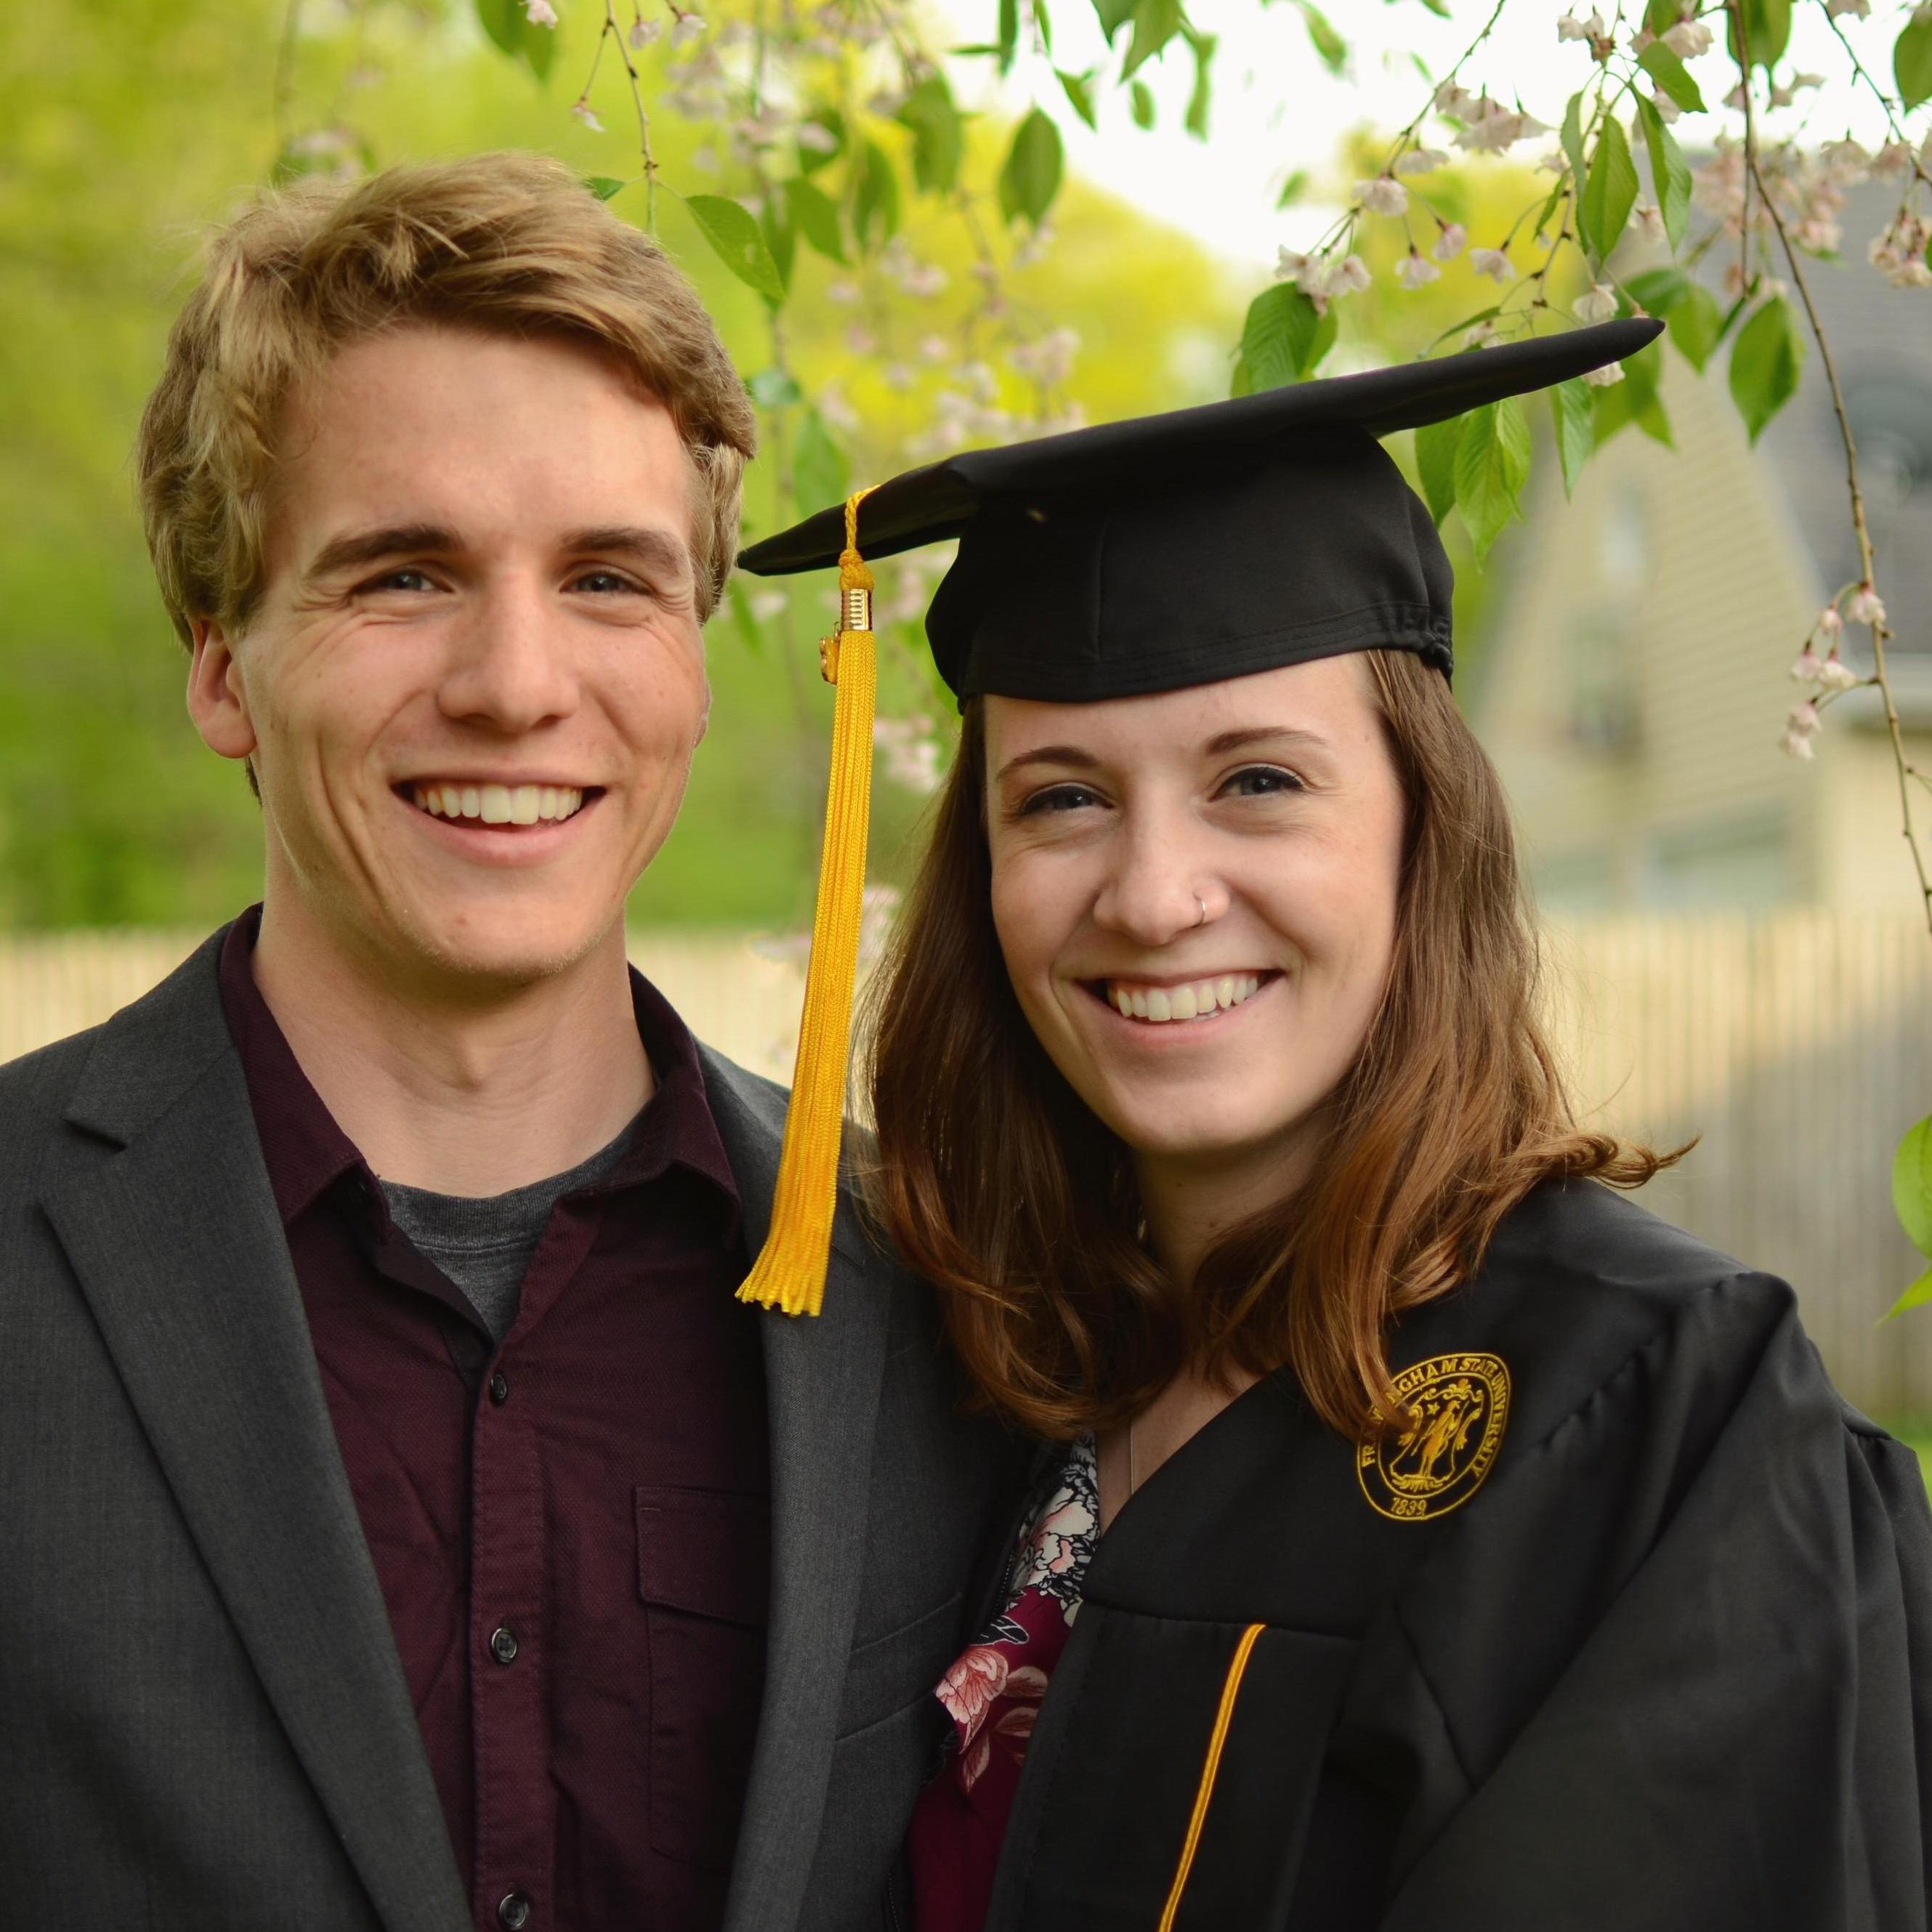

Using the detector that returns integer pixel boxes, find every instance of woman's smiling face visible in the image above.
[984,652,1408,1188]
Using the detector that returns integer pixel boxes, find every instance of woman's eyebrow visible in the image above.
[1203,726,1331,756]
[995,744,1101,785]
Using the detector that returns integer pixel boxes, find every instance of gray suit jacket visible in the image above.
[0,931,1017,1931]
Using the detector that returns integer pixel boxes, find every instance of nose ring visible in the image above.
[1194,893,1209,927]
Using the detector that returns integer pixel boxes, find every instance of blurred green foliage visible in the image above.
[0,0,1237,931]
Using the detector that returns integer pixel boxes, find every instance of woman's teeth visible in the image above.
[410,783,584,826]
[1106,973,1264,1023]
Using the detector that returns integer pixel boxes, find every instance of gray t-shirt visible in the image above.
[379,1117,638,1343]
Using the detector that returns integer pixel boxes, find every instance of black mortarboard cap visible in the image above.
[738,318,1661,700]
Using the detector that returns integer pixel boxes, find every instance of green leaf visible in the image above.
[1643,0,1682,33]
[1885,1263,1932,1319]
[582,175,626,202]
[998,0,1019,73]
[1622,265,1690,315]
[1185,31,1215,137]
[784,177,846,264]
[1666,282,1723,371]
[1296,0,1348,75]
[1277,168,1311,209]
[1728,296,1805,443]
[1635,93,1691,248]
[1414,416,1460,526]
[852,139,901,248]
[1056,67,1099,131]
[1453,397,1532,559]
[1238,283,1335,391]
[1580,113,1638,264]
[1893,1114,1932,1256]
[1123,0,1182,78]
[1034,0,1054,54]
[1092,0,1137,39]
[999,108,1064,226]
[1130,79,1155,128]
[1726,0,1792,70]
[681,193,787,304]
[760,197,795,295]
[1229,354,1254,398]
[474,0,554,79]
[1529,174,1567,243]
[726,577,766,656]
[1637,39,1707,114]
[1593,337,1673,448]
[797,109,845,176]
[1551,379,1594,497]
[793,408,849,517]
[747,366,803,410]
[1559,91,1586,185]
[1897,8,1932,112]
[896,75,964,195]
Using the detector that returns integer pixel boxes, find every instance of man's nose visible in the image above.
[438,576,578,733]
[1091,812,1213,947]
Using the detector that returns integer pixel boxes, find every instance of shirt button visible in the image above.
[489,1371,510,1406]
[497,1891,532,1930]
[490,1625,520,1666]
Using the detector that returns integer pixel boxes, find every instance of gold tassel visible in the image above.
[737,487,881,1317]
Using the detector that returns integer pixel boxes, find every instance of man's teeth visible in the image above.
[1107,973,1264,1022]
[411,783,585,825]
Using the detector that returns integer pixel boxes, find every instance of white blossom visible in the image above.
[749,589,788,622]
[1575,282,1619,323]
[1819,656,1861,692]
[1631,199,1667,243]
[1661,20,1712,57]
[817,380,860,432]
[1847,584,1888,626]
[670,11,706,44]
[1873,141,1915,180]
[1790,650,1826,683]
[1583,360,1625,387]
[1454,98,1549,153]
[883,362,914,391]
[1780,724,1818,759]
[1010,328,1080,385]
[1556,12,1598,43]
[1652,92,1682,125]
[572,100,605,132]
[1434,80,1477,119]
[842,324,876,357]
[1329,253,1372,295]
[1395,147,1450,175]
[1357,176,1408,216]
[1470,247,1516,282]
[523,0,558,25]
[628,16,663,47]
[1431,221,1468,262]
[1818,606,1844,639]
[918,334,950,364]
[1397,251,1442,288]
[825,278,860,304]
[873,716,943,795]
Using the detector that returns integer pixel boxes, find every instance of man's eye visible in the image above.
[1018,783,1104,817]
[571,569,642,595]
[361,567,437,594]
[1221,764,1304,799]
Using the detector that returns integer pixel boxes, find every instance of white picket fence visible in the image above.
[4,913,1930,1420]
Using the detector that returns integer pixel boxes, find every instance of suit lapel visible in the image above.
[41,936,467,1932]
[700,1048,894,1932]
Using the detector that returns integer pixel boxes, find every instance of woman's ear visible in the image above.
[186,618,259,762]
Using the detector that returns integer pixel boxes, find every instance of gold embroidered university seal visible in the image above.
[1357,1352,1511,1521]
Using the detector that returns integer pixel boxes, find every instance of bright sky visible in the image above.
[939,1,1909,273]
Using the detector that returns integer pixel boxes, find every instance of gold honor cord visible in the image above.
[1155,1622,1267,1932]
[737,485,881,1319]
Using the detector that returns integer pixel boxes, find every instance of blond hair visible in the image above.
[137,151,756,639]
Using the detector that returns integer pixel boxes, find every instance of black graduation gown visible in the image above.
[974,1179,1932,1932]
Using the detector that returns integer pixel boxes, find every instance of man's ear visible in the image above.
[186,618,259,762]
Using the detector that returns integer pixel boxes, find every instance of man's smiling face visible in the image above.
[189,323,711,993]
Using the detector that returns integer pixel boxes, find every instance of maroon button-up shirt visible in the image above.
[218,909,769,1932]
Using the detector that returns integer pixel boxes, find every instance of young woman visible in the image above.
[739,320,1932,1931]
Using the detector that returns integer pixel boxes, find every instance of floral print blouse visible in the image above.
[907,1436,1099,1932]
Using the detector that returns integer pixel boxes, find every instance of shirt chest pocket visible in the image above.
[635,1485,772,1866]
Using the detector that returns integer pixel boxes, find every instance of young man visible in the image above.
[0,154,1011,1932]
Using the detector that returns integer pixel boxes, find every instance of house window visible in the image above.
[1566,486,1645,753]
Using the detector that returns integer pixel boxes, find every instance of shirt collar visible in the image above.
[217,905,742,1232]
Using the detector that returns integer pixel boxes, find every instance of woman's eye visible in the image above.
[1221,764,1304,799]
[1017,783,1104,817]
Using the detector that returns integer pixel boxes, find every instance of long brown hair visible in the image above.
[864,648,1673,1442]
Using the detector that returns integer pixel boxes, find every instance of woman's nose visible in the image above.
[1091,816,1213,947]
